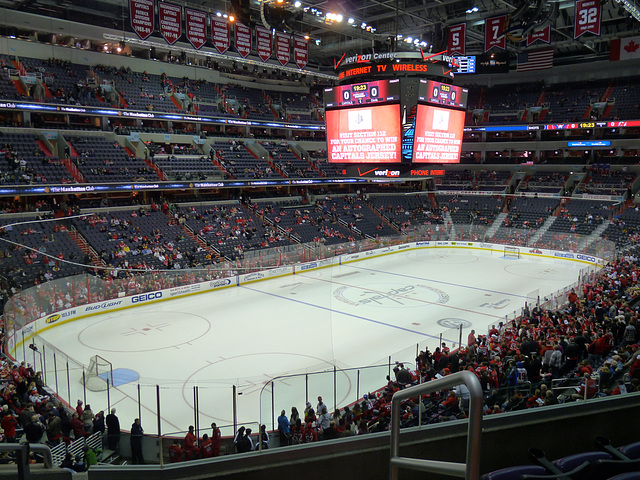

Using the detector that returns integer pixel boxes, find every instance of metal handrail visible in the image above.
[390,370,483,480]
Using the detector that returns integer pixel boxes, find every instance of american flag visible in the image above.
[516,48,554,72]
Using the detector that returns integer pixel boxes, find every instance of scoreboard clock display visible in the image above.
[418,80,468,109]
[324,79,400,108]
[453,55,476,74]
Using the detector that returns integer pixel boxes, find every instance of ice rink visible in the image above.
[33,247,591,436]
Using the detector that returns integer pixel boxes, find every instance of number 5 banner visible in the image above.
[485,16,506,52]
[574,0,601,39]
[447,23,466,55]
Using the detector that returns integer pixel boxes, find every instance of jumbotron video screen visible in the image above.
[324,78,467,165]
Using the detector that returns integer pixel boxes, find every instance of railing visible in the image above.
[389,371,483,480]
[0,443,53,476]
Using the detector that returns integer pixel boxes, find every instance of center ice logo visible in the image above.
[333,283,449,308]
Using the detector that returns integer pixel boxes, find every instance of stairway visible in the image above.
[367,203,400,232]
[61,157,86,183]
[68,229,106,268]
[68,142,79,158]
[529,216,557,246]
[142,157,167,181]
[162,210,221,261]
[35,140,54,157]
[486,212,508,239]
[42,82,54,98]
[578,220,613,252]
[211,156,234,179]
[443,210,455,239]
[11,59,27,76]
[12,78,27,96]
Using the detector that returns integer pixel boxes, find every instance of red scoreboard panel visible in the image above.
[326,104,401,164]
[324,79,400,108]
[417,79,468,109]
[413,105,465,163]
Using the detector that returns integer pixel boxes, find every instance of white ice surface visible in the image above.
[34,248,588,436]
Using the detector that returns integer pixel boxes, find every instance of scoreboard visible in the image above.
[324,79,400,108]
[418,80,468,109]
[324,78,465,166]
[453,56,476,74]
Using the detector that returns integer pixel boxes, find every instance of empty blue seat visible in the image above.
[482,465,548,480]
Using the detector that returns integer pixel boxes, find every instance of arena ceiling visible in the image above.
[0,0,638,70]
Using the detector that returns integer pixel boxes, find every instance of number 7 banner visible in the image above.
[574,0,601,38]
[448,23,466,55]
[485,16,506,52]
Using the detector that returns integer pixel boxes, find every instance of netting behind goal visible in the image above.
[81,355,113,392]
[504,246,521,258]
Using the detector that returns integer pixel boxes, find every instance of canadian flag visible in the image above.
[610,35,640,61]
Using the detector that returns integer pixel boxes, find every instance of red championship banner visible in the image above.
[211,17,230,54]
[275,32,290,66]
[235,22,252,58]
[185,8,206,49]
[526,25,551,46]
[574,0,601,39]
[129,0,154,40]
[158,2,181,45]
[293,36,308,69]
[256,26,272,62]
[447,23,466,55]
[485,15,506,51]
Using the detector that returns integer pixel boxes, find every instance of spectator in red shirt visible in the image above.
[183,425,200,460]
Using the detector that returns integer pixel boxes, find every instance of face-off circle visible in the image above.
[78,311,211,352]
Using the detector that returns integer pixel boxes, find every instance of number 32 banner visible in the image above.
[574,0,601,39]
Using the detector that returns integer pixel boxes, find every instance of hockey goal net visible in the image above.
[81,355,113,392]
[504,246,521,259]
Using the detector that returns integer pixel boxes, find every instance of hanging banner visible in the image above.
[485,15,506,51]
[235,23,252,58]
[158,2,181,45]
[275,32,290,66]
[256,26,273,62]
[574,0,601,39]
[526,25,551,46]
[211,17,230,54]
[447,23,466,55]
[129,0,154,40]
[185,8,207,49]
[294,36,308,69]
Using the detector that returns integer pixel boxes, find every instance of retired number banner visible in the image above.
[185,8,207,49]
[235,23,252,58]
[447,23,466,56]
[129,0,154,40]
[256,26,272,62]
[211,17,230,54]
[485,15,506,52]
[275,32,290,66]
[574,0,601,38]
[526,25,551,46]
[294,36,308,69]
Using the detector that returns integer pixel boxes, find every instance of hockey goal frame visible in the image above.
[81,355,114,392]
[504,246,521,259]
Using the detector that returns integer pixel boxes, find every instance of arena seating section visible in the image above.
[1,52,640,475]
